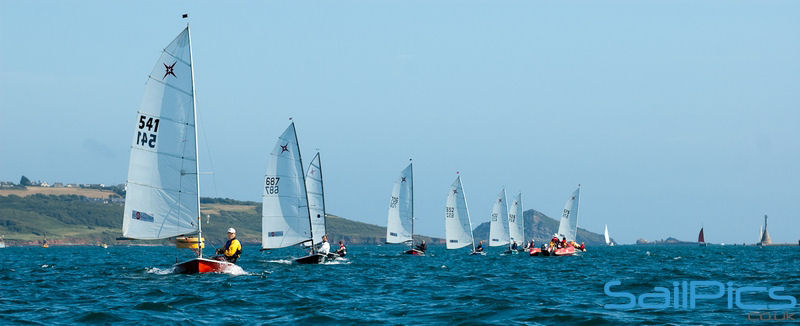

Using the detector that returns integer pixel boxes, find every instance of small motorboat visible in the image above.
[553,246,577,256]
[173,257,237,274]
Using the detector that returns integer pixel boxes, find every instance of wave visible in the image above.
[145,266,174,275]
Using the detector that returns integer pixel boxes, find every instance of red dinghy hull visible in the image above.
[553,247,577,256]
[404,249,425,256]
[173,258,236,274]
[529,248,542,256]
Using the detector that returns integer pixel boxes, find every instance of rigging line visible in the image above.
[193,76,219,199]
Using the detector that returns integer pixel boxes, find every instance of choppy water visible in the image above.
[1,245,798,324]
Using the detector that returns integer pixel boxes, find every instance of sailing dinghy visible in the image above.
[261,123,327,264]
[604,224,614,246]
[306,152,340,260]
[553,186,581,256]
[698,227,707,246]
[508,192,524,254]
[489,189,511,254]
[386,163,422,255]
[445,175,483,255]
[122,26,236,274]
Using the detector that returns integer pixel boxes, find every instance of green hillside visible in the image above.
[472,209,609,246]
[0,194,441,246]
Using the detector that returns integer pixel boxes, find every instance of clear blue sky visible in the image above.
[1,1,798,244]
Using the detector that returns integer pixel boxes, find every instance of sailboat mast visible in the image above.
[294,122,315,253]
[410,161,414,248]
[575,184,581,242]
[504,188,511,251]
[318,153,327,239]
[461,175,476,252]
[187,24,203,259]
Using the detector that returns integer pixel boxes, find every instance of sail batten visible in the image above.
[386,164,413,244]
[261,123,313,249]
[122,27,200,240]
[445,176,474,249]
[489,189,510,247]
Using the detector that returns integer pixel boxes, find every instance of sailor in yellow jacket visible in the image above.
[215,228,242,263]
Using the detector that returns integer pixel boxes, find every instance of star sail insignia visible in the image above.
[280,144,289,153]
[453,189,458,194]
[401,177,406,182]
[163,62,177,79]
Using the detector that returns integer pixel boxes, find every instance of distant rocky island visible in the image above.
[635,237,694,245]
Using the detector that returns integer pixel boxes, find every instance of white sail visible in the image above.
[306,152,326,245]
[489,188,510,247]
[122,27,200,240]
[445,175,474,249]
[508,192,524,246]
[261,123,312,249]
[386,164,413,244]
[604,224,611,245]
[557,187,580,242]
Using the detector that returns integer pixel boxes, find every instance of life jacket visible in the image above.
[223,238,242,261]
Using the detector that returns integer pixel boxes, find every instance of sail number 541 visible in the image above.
[265,177,280,195]
[136,115,160,148]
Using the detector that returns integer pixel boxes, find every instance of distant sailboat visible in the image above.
[489,188,510,250]
[604,224,614,246]
[0,235,6,248]
[508,192,524,251]
[387,163,421,255]
[698,227,707,246]
[261,123,326,264]
[42,232,49,248]
[121,26,235,274]
[445,175,482,255]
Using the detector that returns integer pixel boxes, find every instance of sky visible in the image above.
[1,1,798,244]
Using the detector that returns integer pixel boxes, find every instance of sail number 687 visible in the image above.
[265,177,280,194]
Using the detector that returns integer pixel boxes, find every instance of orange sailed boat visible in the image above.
[119,24,239,274]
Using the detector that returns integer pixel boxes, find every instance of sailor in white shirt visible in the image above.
[318,234,331,255]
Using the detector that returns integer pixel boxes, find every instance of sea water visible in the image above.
[0,245,798,324]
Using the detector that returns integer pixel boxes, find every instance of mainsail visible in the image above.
[122,27,200,240]
[306,152,326,245]
[604,224,611,245]
[698,228,705,243]
[508,192,524,246]
[489,189,510,247]
[445,175,474,250]
[261,123,313,249]
[386,164,414,244]
[557,186,580,242]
